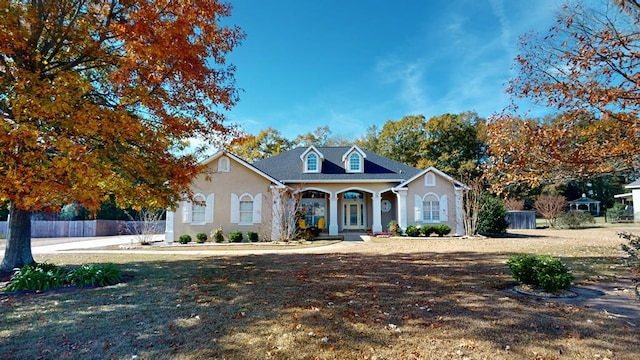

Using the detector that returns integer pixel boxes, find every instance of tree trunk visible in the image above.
[0,203,34,275]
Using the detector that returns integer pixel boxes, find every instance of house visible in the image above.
[614,179,640,222]
[165,146,467,242]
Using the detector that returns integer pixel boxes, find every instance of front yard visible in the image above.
[1,226,639,359]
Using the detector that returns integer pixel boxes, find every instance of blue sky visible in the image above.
[223,0,561,140]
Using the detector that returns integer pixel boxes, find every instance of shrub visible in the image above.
[67,264,122,288]
[433,224,451,237]
[5,262,122,293]
[229,230,243,243]
[5,262,67,292]
[247,231,259,242]
[420,225,435,237]
[387,220,402,236]
[478,195,509,235]
[506,254,540,285]
[178,234,192,244]
[196,232,208,243]
[620,232,640,269]
[405,225,421,237]
[212,227,225,243]
[555,211,594,229]
[507,254,574,292]
[607,203,626,222]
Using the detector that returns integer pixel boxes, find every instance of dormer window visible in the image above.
[342,145,366,173]
[306,153,318,172]
[349,153,361,172]
[300,146,324,173]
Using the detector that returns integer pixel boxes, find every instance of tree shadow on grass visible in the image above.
[1,252,639,359]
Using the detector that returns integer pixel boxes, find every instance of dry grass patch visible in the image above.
[1,227,640,359]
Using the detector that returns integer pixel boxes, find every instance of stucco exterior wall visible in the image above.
[168,156,275,242]
[405,171,458,230]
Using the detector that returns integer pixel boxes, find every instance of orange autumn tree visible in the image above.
[487,1,640,192]
[0,0,244,273]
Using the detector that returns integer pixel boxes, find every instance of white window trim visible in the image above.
[217,156,230,172]
[415,193,440,223]
[191,194,207,224]
[239,194,254,225]
[230,192,262,225]
[346,152,363,173]
[424,172,436,186]
[305,153,320,173]
[183,193,214,225]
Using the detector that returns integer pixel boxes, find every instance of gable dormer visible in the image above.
[300,145,324,173]
[342,145,366,173]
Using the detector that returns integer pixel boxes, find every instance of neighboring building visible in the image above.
[620,179,640,222]
[165,146,467,242]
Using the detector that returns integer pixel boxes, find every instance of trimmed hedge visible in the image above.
[404,224,452,237]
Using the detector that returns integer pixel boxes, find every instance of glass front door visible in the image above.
[343,202,365,230]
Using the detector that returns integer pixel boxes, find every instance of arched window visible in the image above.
[192,194,206,223]
[422,194,440,221]
[218,156,230,172]
[424,173,436,186]
[349,152,361,172]
[306,153,318,172]
[239,194,253,224]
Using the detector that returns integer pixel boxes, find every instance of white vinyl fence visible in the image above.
[0,220,165,238]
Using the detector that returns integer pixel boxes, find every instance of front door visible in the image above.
[343,202,365,230]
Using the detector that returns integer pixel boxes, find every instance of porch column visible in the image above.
[372,194,382,233]
[164,210,174,243]
[454,187,464,236]
[395,189,408,231]
[270,186,283,241]
[329,193,339,235]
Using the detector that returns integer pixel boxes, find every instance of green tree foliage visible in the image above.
[355,125,380,152]
[377,115,427,167]
[419,112,486,178]
[228,127,294,162]
[477,194,509,235]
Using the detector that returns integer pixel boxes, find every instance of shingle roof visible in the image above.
[252,146,421,183]
[626,179,640,189]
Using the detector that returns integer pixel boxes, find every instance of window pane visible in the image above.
[240,200,253,223]
[349,153,359,171]
[307,154,317,171]
[192,196,206,223]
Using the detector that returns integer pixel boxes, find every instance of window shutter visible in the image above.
[441,195,449,221]
[230,193,239,223]
[253,193,262,223]
[414,194,422,222]
[205,193,215,224]
[182,201,192,223]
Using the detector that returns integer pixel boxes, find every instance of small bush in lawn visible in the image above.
[420,225,435,237]
[507,254,574,292]
[555,211,594,229]
[178,234,192,244]
[247,231,259,242]
[405,225,421,237]
[433,224,451,237]
[212,227,225,243]
[5,262,67,292]
[196,232,208,243]
[620,231,640,269]
[229,230,243,243]
[67,264,122,288]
